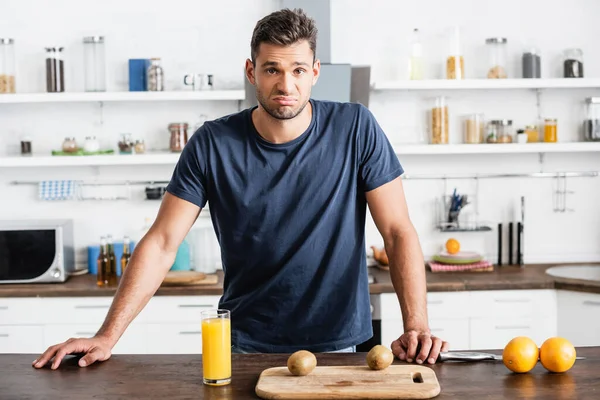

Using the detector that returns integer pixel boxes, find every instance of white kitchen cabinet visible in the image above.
[146,323,203,354]
[428,318,470,350]
[557,290,600,346]
[0,298,43,324]
[469,290,557,318]
[142,295,221,323]
[41,297,115,324]
[470,315,557,350]
[44,323,148,354]
[0,325,44,354]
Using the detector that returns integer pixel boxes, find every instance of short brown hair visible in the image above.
[250,8,318,64]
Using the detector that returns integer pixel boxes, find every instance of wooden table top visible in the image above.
[2,348,599,399]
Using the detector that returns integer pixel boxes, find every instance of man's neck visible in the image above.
[252,101,312,144]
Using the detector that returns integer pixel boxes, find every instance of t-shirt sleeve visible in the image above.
[357,105,404,192]
[166,127,209,208]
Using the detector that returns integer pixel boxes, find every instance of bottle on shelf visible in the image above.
[96,237,109,286]
[407,28,424,80]
[121,236,132,276]
[105,235,118,286]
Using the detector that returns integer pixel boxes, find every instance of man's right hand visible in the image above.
[32,336,113,370]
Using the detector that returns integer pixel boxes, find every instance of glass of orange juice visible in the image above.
[201,309,231,386]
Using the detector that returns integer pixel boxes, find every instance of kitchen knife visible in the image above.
[437,351,586,362]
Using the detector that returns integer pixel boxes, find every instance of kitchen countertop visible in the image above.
[1,263,599,297]
[2,348,599,399]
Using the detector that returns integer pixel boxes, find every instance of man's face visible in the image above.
[246,40,320,120]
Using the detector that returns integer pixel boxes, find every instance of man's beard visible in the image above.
[255,88,310,120]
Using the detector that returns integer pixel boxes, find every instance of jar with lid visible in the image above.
[83,136,100,153]
[522,47,541,78]
[83,36,106,92]
[584,97,600,141]
[462,113,484,144]
[147,58,164,91]
[62,137,78,153]
[134,139,146,154]
[118,133,134,154]
[524,125,539,142]
[445,27,464,80]
[486,120,513,143]
[169,123,189,151]
[0,38,16,93]
[429,97,449,144]
[485,38,508,79]
[563,48,583,78]
[544,118,558,142]
[45,47,65,92]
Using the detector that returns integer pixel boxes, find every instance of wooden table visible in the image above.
[2,348,599,399]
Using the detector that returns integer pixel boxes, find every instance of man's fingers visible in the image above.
[405,332,419,363]
[391,339,407,361]
[441,340,450,353]
[427,337,443,364]
[33,345,59,368]
[416,335,432,364]
[79,347,105,367]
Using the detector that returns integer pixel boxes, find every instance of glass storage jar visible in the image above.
[0,38,16,93]
[147,58,164,91]
[563,48,583,78]
[544,118,558,142]
[83,136,100,153]
[169,123,189,152]
[524,125,539,142]
[522,47,541,78]
[134,139,146,154]
[83,36,106,92]
[62,137,78,153]
[429,97,449,144]
[45,47,65,92]
[584,97,600,142]
[485,38,508,79]
[486,120,513,143]
[463,113,484,144]
[445,27,464,80]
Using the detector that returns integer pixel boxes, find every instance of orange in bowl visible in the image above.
[503,336,539,373]
[539,337,577,373]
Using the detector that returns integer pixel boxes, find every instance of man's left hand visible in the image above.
[391,330,449,364]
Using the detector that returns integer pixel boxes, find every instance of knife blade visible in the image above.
[438,351,586,362]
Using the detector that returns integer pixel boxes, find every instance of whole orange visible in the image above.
[445,238,460,254]
[539,337,576,373]
[502,336,539,373]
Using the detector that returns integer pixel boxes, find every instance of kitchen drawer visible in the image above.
[0,325,44,354]
[470,290,556,318]
[41,297,114,324]
[557,290,600,346]
[143,296,220,323]
[470,315,557,350]
[380,319,403,350]
[0,298,42,324]
[146,323,203,354]
[380,292,470,320]
[429,318,470,350]
[44,324,147,354]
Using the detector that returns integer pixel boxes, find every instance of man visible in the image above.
[33,8,448,370]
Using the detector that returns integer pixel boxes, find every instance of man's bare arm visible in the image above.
[33,192,201,369]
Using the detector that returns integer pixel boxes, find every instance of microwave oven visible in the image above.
[0,219,75,284]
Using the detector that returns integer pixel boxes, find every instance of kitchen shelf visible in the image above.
[0,90,245,104]
[0,152,180,167]
[393,142,600,155]
[374,78,600,91]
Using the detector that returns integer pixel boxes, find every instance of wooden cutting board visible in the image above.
[255,365,440,399]
[161,271,218,286]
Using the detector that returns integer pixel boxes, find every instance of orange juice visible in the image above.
[202,316,231,385]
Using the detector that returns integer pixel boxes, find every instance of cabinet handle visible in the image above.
[430,328,445,332]
[74,305,109,309]
[0,306,8,310]
[427,300,444,305]
[0,333,8,338]
[179,331,202,335]
[495,325,530,330]
[494,299,531,303]
[75,332,97,336]
[583,300,600,306]
[177,304,213,308]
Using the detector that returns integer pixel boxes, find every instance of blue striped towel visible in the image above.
[38,180,75,201]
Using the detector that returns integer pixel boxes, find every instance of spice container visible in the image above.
[83,36,106,92]
[45,47,65,92]
[0,38,16,93]
[446,27,464,80]
[486,120,513,143]
[169,123,189,151]
[118,133,134,154]
[147,58,164,91]
[563,48,583,78]
[62,137,78,153]
[544,118,558,142]
[407,28,424,80]
[429,97,449,144]
[83,136,100,153]
[134,139,146,154]
[20,137,32,155]
[485,38,508,79]
[463,114,484,144]
[524,125,539,142]
[584,97,600,142]
[522,47,541,78]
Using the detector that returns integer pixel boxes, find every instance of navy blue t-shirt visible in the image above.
[166,99,403,352]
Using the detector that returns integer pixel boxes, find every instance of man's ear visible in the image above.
[245,59,256,85]
[312,59,321,86]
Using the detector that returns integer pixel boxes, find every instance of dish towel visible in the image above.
[38,180,75,201]
[428,260,493,272]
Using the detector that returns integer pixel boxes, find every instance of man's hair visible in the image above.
[250,8,318,64]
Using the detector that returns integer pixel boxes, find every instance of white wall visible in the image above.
[1,0,599,272]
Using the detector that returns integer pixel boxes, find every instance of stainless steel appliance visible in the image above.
[0,219,75,283]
